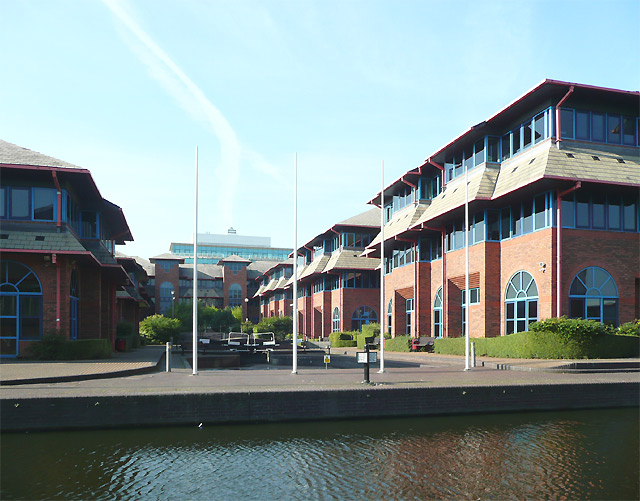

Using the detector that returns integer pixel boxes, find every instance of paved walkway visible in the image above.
[1,347,638,399]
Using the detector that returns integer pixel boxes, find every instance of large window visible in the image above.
[569,267,618,326]
[405,298,414,336]
[562,191,638,232]
[158,282,175,314]
[351,306,377,332]
[332,307,340,332]
[229,283,243,307]
[433,288,443,338]
[0,187,57,221]
[505,271,538,334]
[0,261,42,357]
[560,108,638,146]
[387,299,392,336]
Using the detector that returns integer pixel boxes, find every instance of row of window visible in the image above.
[561,191,638,232]
[171,244,291,262]
[331,306,378,332]
[560,108,638,146]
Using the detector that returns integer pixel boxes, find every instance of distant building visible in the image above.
[170,228,291,264]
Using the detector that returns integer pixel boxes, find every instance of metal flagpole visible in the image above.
[292,153,298,374]
[464,161,470,371]
[379,160,385,373]
[192,146,199,376]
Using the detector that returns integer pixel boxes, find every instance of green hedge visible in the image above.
[434,331,639,359]
[328,331,358,348]
[26,335,112,360]
[385,335,412,352]
[356,323,381,348]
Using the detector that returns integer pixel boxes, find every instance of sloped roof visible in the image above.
[336,207,380,228]
[150,252,185,262]
[0,224,88,254]
[298,255,331,281]
[323,250,380,273]
[217,254,252,264]
[0,139,83,169]
[366,203,426,249]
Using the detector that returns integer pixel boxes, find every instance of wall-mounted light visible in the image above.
[539,262,546,273]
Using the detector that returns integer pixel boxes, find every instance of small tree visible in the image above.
[140,314,181,344]
[255,316,293,341]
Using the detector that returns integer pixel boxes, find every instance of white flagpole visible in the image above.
[292,152,298,374]
[379,160,385,373]
[192,146,199,376]
[464,161,470,371]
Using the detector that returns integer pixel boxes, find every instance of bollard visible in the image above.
[166,342,172,372]
[363,344,370,384]
[471,342,476,368]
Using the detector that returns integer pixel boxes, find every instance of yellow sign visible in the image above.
[323,355,330,364]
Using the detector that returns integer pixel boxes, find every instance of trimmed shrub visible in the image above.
[616,320,640,337]
[434,330,639,359]
[26,335,111,360]
[529,317,612,345]
[385,335,412,352]
[140,315,181,344]
[328,331,357,348]
[356,323,381,348]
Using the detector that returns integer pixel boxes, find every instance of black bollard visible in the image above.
[363,343,370,384]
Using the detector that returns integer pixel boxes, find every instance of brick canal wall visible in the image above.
[2,382,638,432]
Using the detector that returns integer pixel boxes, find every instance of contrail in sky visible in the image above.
[102,0,282,229]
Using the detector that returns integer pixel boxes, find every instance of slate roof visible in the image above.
[323,250,380,273]
[366,203,426,249]
[336,207,380,227]
[0,227,87,253]
[217,254,253,264]
[0,139,84,169]
[82,240,118,266]
[150,252,185,262]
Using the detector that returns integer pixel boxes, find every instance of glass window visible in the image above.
[569,267,618,326]
[10,187,29,219]
[501,207,511,239]
[454,155,463,178]
[562,195,575,228]
[488,137,499,162]
[463,149,473,172]
[474,139,485,167]
[592,113,605,142]
[522,200,533,234]
[575,192,590,228]
[523,120,532,149]
[622,116,637,146]
[607,115,621,144]
[351,306,377,332]
[607,195,621,230]
[623,195,638,231]
[433,289,442,338]
[405,298,414,335]
[487,210,500,241]
[512,204,522,236]
[505,271,538,334]
[0,187,5,218]
[534,194,546,230]
[592,193,606,229]
[512,127,521,155]
[576,111,590,140]
[81,211,98,238]
[560,108,574,139]
[444,157,454,183]
[33,188,55,221]
[473,212,485,244]
[501,134,510,161]
[534,113,545,144]
[332,307,340,333]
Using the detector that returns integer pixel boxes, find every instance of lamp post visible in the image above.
[171,290,175,317]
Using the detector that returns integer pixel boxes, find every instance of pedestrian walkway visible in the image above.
[1,345,638,387]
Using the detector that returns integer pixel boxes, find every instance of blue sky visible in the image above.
[1,0,638,259]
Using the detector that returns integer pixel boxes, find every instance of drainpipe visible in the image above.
[556,182,581,317]
[555,85,575,148]
[53,253,60,331]
[414,240,418,338]
[51,171,62,229]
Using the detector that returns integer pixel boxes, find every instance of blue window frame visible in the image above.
[158,282,175,314]
[387,299,392,336]
[505,271,538,335]
[332,307,340,333]
[405,298,414,335]
[0,261,43,357]
[351,306,377,332]
[561,191,639,232]
[433,288,442,338]
[229,283,243,307]
[569,267,618,326]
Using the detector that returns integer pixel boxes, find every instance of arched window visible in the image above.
[405,298,414,335]
[0,261,42,357]
[433,288,443,338]
[351,306,377,332]
[159,281,175,314]
[387,299,392,336]
[569,267,618,325]
[332,307,340,332]
[70,270,79,340]
[229,283,243,307]
[505,271,538,334]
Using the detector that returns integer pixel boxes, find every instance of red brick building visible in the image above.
[363,80,639,338]
[0,140,138,357]
[258,208,382,339]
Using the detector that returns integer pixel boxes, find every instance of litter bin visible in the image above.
[115,338,126,352]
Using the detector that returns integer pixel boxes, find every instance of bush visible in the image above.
[139,315,181,344]
[385,335,412,352]
[26,335,111,360]
[529,317,612,345]
[254,316,293,341]
[616,320,640,337]
[356,323,381,348]
[434,330,639,359]
[328,331,357,347]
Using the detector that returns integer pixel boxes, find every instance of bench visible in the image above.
[411,336,435,352]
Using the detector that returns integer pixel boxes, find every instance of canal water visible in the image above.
[2,408,638,500]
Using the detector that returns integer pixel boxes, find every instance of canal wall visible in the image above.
[1,382,638,431]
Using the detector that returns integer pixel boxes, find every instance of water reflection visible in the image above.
[1,408,638,500]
